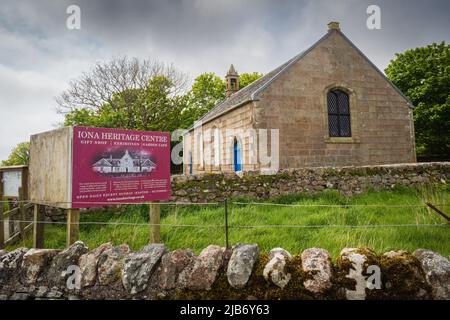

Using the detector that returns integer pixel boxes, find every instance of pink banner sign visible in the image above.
[71,126,171,208]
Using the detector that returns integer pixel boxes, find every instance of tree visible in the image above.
[61,57,190,133]
[2,142,30,166]
[240,72,263,88]
[182,73,226,126]
[385,42,450,159]
[65,76,189,133]
[183,72,263,127]
[60,57,263,131]
[57,56,188,113]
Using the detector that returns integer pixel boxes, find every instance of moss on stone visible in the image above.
[333,248,379,299]
[174,253,317,300]
[376,251,432,300]
[171,164,450,203]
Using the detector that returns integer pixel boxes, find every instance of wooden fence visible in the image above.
[0,166,30,248]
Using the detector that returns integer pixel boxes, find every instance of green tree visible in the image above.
[183,73,226,126]
[183,71,263,127]
[60,56,189,132]
[385,42,450,159]
[64,76,188,133]
[240,72,263,88]
[2,142,30,166]
[61,57,263,132]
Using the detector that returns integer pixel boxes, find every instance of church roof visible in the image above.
[189,28,413,131]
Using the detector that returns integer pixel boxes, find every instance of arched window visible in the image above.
[233,139,242,172]
[327,89,351,137]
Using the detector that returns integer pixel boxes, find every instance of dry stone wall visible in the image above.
[1,241,449,300]
[170,162,450,202]
[40,162,448,221]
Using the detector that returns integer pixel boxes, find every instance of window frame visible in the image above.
[327,89,352,138]
[323,84,359,144]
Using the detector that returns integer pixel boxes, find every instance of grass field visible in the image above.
[6,185,450,258]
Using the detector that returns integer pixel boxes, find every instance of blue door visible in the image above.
[233,140,241,172]
[188,152,193,175]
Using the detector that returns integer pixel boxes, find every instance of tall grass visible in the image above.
[7,185,450,258]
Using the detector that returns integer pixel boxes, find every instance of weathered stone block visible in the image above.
[263,248,292,288]
[46,241,88,287]
[414,249,450,300]
[21,249,60,284]
[97,244,130,286]
[301,248,332,294]
[122,243,167,294]
[159,249,195,290]
[378,250,430,299]
[227,244,259,289]
[0,248,29,285]
[178,245,224,291]
[78,242,113,287]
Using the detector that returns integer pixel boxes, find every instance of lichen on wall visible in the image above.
[1,241,449,300]
[171,162,450,202]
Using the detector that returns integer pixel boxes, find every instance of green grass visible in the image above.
[6,185,450,258]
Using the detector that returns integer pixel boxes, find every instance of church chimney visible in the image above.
[327,21,340,31]
[225,64,239,97]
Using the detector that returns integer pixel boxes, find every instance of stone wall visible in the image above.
[1,241,449,300]
[170,162,449,202]
[256,28,416,168]
[183,101,256,174]
[182,27,416,174]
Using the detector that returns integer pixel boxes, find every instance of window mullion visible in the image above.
[336,93,342,137]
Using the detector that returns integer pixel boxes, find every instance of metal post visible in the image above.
[224,198,229,249]
[426,202,450,222]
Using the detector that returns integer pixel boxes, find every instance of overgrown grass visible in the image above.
[7,185,450,258]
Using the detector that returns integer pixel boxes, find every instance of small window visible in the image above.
[230,78,237,90]
[327,89,351,137]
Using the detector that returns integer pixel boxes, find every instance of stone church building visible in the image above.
[183,22,416,175]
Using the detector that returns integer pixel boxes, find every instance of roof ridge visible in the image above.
[189,31,332,130]
[192,64,284,126]
[188,28,412,131]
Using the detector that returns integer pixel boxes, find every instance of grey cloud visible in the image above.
[0,0,449,160]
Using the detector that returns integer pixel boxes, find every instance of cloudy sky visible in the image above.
[0,0,449,161]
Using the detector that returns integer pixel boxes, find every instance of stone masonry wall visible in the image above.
[256,29,416,168]
[170,162,449,202]
[1,241,449,300]
[183,102,256,174]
